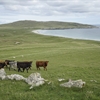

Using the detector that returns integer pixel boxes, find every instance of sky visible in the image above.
[0,0,100,25]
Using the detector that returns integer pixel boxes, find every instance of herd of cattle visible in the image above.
[0,60,49,73]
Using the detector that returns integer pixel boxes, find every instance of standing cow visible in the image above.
[9,61,17,71]
[17,61,32,73]
[0,62,6,69]
[5,60,15,68]
[36,61,49,70]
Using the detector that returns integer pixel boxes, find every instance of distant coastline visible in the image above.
[32,28,100,41]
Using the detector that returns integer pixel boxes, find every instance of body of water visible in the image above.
[33,28,100,41]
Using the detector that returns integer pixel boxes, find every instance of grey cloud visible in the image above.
[46,0,67,7]
[0,0,100,24]
[0,0,100,16]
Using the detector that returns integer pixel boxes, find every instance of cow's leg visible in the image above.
[29,67,31,70]
[20,68,23,72]
[36,65,38,70]
[26,67,29,73]
[18,68,20,72]
[37,66,40,70]
[45,67,47,71]
[9,65,11,71]
[5,62,8,68]
[44,67,45,70]
[23,68,25,72]
[44,66,47,71]
[26,69,28,73]
[39,67,41,70]
[14,65,16,71]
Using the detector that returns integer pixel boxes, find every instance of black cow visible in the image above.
[36,61,49,70]
[0,62,6,69]
[17,61,32,73]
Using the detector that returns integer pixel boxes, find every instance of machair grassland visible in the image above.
[0,28,100,100]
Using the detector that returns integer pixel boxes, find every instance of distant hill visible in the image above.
[0,20,96,29]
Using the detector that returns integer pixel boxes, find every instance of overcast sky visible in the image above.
[0,0,100,25]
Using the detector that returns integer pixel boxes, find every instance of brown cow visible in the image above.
[36,61,49,70]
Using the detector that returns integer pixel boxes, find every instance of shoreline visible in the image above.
[32,29,100,42]
[32,30,39,34]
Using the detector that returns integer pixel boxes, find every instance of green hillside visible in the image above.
[0,21,99,100]
[0,20,96,29]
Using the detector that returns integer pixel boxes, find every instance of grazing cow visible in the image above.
[5,60,15,67]
[17,61,32,73]
[36,61,49,70]
[9,61,17,71]
[0,62,6,69]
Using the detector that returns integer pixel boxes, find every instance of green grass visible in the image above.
[0,28,100,100]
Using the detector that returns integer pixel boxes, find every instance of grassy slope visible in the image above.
[0,28,100,100]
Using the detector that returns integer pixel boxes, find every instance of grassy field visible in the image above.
[0,28,100,100]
